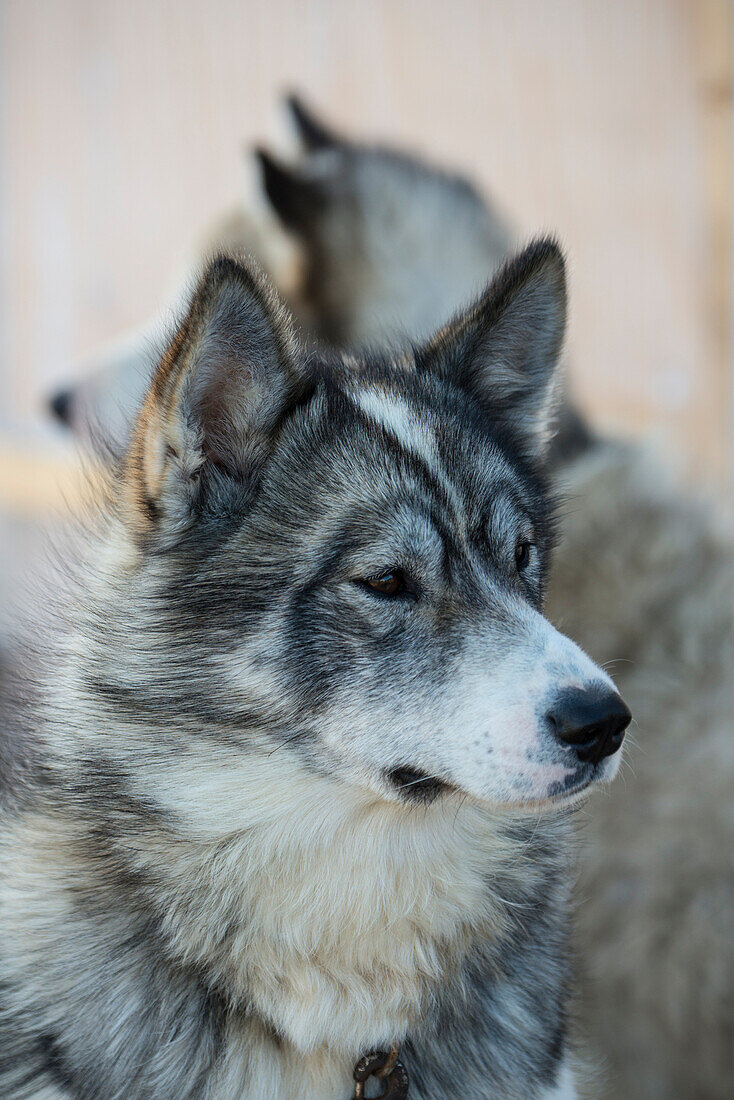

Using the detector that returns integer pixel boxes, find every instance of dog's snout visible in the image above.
[49,389,72,426]
[547,686,631,765]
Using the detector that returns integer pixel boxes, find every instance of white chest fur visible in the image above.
[127,755,525,1057]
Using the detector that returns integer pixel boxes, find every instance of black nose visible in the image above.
[49,389,72,426]
[547,686,631,765]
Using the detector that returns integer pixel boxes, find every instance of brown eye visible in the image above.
[362,569,407,597]
[515,540,533,572]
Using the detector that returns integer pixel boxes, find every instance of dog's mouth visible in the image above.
[535,779,594,809]
[384,758,611,811]
[494,779,595,815]
[533,758,617,809]
[386,766,454,804]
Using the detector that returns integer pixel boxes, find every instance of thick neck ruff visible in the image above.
[88,745,564,1058]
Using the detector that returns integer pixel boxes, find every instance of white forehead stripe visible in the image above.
[354,387,436,462]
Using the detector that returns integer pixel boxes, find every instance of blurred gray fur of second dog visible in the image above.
[48,97,734,1099]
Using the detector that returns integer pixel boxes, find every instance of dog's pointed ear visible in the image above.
[125,256,303,542]
[286,94,339,152]
[255,149,327,232]
[419,238,566,461]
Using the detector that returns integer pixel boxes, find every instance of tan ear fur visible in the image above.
[124,255,300,543]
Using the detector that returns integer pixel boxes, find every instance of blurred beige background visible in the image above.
[0,0,732,505]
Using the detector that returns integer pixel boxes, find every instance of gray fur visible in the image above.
[266,98,734,1098]
[0,247,624,1097]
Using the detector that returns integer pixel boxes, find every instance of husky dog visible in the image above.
[257,98,734,1099]
[0,245,630,1098]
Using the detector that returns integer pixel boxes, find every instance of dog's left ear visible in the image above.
[419,238,566,462]
[286,93,340,152]
[125,256,304,543]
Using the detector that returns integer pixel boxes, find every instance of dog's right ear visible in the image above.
[124,256,303,546]
[286,94,339,152]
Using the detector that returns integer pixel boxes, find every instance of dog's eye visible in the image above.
[514,540,533,573]
[359,569,409,597]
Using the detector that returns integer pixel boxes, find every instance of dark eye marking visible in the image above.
[514,539,534,573]
[356,568,413,599]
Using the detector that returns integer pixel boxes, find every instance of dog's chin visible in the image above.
[470,782,591,815]
[476,764,605,814]
[516,754,624,812]
[517,784,594,813]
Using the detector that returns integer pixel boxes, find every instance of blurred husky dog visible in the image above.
[0,245,630,1097]
[255,99,734,1100]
